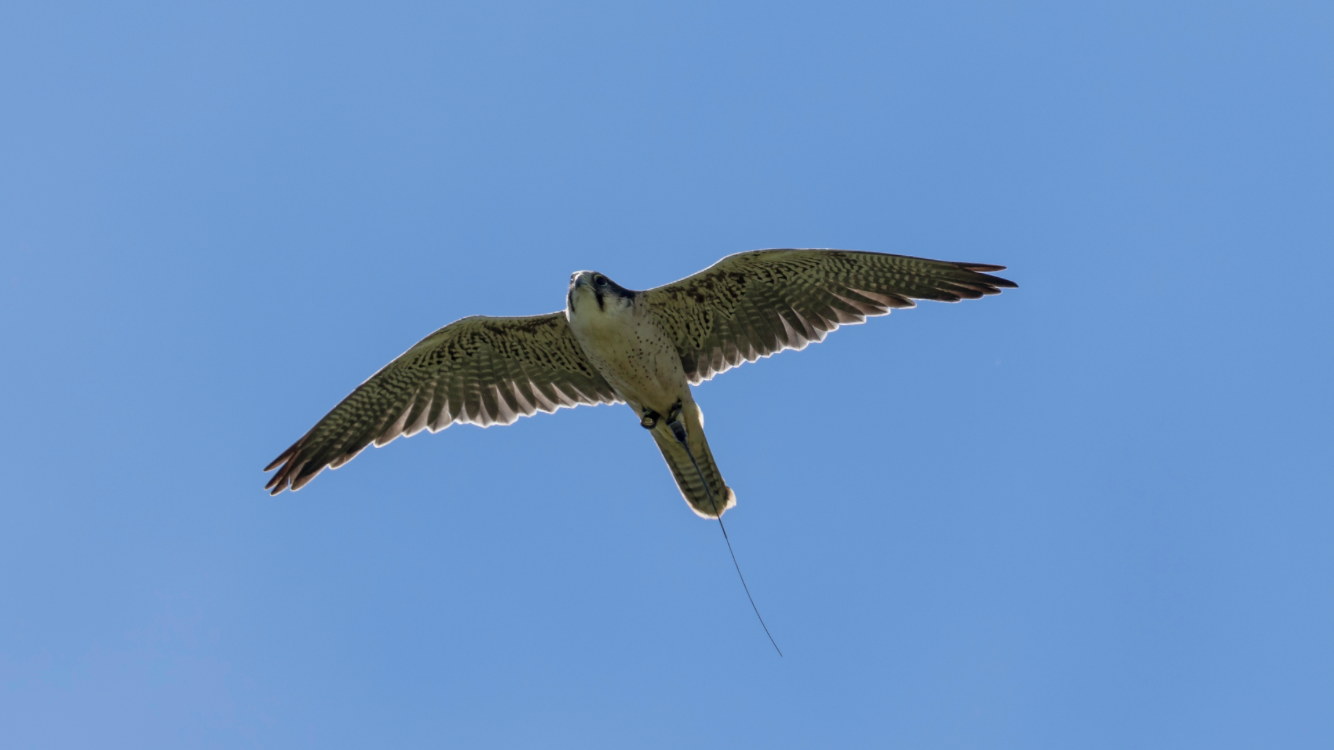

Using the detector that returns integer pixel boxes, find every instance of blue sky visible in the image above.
[2,1,1331,747]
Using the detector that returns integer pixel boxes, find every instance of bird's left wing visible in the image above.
[642,249,1016,384]
[264,312,619,494]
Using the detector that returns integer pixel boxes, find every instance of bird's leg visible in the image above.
[665,400,688,444]
[639,408,661,430]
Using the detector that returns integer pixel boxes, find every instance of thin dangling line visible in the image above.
[667,420,782,657]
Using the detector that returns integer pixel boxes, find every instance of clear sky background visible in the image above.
[2,1,1331,748]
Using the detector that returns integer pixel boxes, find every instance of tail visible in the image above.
[649,402,736,518]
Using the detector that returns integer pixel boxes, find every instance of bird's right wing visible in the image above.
[264,312,620,494]
[642,249,1016,383]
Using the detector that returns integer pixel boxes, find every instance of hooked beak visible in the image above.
[567,274,586,312]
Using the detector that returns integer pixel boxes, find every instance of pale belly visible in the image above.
[569,313,689,414]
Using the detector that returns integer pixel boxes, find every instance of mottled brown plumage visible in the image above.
[264,313,620,494]
[643,250,1015,384]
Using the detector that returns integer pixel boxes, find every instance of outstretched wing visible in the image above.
[643,249,1016,384]
[264,312,619,494]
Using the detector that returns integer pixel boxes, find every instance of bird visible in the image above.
[264,249,1016,517]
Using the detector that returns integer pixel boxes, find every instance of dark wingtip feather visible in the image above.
[263,448,294,473]
[264,466,290,493]
[951,262,1017,290]
[949,262,1015,290]
[264,449,294,493]
[290,466,319,491]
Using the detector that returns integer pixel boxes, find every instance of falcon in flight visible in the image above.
[265,249,1015,517]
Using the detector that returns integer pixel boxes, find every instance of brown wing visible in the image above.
[264,312,619,494]
[642,249,1016,384]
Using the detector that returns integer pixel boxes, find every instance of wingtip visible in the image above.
[960,263,1018,290]
[951,261,1017,290]
[264,444,298,472]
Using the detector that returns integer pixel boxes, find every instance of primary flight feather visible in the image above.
[265,249,1016,516]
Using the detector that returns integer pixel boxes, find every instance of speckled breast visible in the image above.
[569,306,689,411]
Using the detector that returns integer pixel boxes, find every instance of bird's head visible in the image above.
[567,271,635,317]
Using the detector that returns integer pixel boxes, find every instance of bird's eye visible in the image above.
[594,275,608,287]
